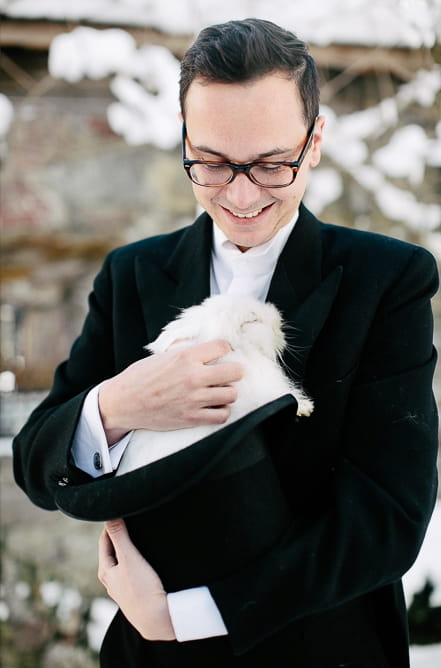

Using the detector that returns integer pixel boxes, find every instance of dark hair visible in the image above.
[179,18,319,128]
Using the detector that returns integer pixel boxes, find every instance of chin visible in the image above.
[229,226,281,250]
[218,217,277,248]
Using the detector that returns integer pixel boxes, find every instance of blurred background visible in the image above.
[0,1,440,666]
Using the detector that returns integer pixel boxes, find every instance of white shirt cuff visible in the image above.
[71,383,132,477]
[167,586,228,641]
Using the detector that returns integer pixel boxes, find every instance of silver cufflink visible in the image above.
[93,451,102,470]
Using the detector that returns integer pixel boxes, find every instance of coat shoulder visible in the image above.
[319,220,438,281]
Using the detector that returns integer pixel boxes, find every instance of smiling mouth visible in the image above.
[227,204,272,219]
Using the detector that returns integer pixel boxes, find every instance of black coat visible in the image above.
[13,204,439,667]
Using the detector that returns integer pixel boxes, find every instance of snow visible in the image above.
[107,75,179,149]
[0,600,9,622]
[410,644,441,667]
[40,580,64,607]
[15,581,31,600]
[398,68,441,108]
[0,371,16,393]
[39,580,82,617]
[43,20,441,225]
[427,121,441,168]
[106,43,181,149]
[372,125,430,186]
[316,68,441,223]
[0,93,14,160]
[48,28,181,148]
[405,502,441,668]
[55,587,82,624]
[86,597,118,652]
[403,499,441,607]
[2,3,440,230]
[374,183,441,232]
[0,0,440,48]
[303,167,343,214]
[0,94,14,138]
[48,27,138,83]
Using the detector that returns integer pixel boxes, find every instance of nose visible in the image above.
[223,172,263,211]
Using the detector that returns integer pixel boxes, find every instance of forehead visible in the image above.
[184,74,306,159]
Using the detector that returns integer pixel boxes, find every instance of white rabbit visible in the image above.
[116,295,313,475]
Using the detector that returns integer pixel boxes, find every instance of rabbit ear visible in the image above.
[146,304,203,354]
[147,328,180,354]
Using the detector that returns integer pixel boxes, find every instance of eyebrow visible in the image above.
[191,143,297,162]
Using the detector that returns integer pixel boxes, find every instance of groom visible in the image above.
[13,18,438,668]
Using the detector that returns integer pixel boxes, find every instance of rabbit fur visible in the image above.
[116,295,313,475]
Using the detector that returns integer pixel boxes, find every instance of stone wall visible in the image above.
[1,86,196,389]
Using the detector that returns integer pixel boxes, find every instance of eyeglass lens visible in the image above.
[188,162,296,187]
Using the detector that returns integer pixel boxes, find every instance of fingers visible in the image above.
[98,338,243,434]
[194,339,233,364]
[181,342,242,421]
[98,519,125,576]
[203,361,243,386]
[196,384,238,408]
[98,529,115,588]
[197,406,231,425]
[188,340,243,386]
[103,519,129,561]
[98,519,136,590]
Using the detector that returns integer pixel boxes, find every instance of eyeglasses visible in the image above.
[182,119,316,188]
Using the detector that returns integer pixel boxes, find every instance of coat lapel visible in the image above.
[135,205,342,381]
[267,205,342,381]
[135,213,213,344]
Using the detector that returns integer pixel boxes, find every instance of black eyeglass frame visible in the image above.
[182,118,317,188]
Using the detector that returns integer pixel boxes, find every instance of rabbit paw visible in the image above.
[297,398,314,417]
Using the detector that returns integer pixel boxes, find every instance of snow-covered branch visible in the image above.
[305,67,441,244]
[48,27,181,148]
[44,22,441,245]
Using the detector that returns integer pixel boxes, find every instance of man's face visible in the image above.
[183,73,324,251]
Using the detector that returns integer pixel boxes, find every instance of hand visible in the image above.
[98,519,176,641]
[98,339,243,444]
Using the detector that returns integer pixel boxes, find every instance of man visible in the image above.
[13,18,438,668]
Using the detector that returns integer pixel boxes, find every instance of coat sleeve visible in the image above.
[12,253,117,510]
[209,245,439,654]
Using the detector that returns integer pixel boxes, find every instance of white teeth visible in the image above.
[232,208,263,219]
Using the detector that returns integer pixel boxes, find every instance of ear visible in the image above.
[309,114,325,168]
